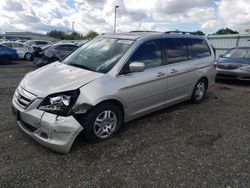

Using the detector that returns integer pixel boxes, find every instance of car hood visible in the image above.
[217,57,250,65]
[20,62,103,97]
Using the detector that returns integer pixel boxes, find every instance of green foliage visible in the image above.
[192,30,205,35]
[214,28,239,35]
[47,30,99,40]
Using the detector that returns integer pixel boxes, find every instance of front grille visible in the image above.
[15,86,37,109]
[217,64,240,70]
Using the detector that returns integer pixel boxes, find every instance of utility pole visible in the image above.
[72,21,75,33]
[114,5,119,33]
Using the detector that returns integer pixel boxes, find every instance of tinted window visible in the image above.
[36,41,48,45]
[188,38,211,59]
[165,38,188,64]
[129,40,162,69]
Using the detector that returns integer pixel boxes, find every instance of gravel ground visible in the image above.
[0,61,249,188]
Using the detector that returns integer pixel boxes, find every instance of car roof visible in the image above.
[101,31,206,41]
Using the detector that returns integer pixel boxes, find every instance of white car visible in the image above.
[1,41,33,60]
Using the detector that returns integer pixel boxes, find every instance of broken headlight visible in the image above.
[38,89,80,116]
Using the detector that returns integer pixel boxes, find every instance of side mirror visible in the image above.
[129,62,145,73]
[219,54,223,58]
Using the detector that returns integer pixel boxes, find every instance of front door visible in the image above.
[118,40,168,119]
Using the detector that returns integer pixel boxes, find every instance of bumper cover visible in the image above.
[216,68,250,80]
[12,98,83,153]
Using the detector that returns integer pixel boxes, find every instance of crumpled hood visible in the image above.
[20,62,103,97]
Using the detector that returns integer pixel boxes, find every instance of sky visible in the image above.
[0,0,250,35]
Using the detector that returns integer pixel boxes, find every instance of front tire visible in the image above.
[191,78,208,103]
[80,102,123,143]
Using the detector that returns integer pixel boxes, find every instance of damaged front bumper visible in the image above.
[12,97,83,153]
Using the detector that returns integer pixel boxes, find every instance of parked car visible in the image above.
[33,43,78,66]
[16,39,28,43]
[12,32,216,153]
[215,47,250,80]
[25,40,52,48]
[1,41,34,60]
[0,44,19,64]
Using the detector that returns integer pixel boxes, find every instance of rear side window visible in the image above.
[188,38,211,59]
[164,38,188,64]
[129,40,162,69]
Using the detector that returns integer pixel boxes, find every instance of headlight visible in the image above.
[38,89,80,116]
[238,65,250,72]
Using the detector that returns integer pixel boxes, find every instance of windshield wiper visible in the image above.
[68,63,97,72]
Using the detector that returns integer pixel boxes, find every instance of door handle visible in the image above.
[157,72,166,77]
[170,69,178,74]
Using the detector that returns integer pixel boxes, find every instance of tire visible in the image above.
[0,55,12,64]
[191,78,208,103]
[24,52,33,61]
[80,102,123,143]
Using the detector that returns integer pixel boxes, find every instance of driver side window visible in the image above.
[129,40,162,70]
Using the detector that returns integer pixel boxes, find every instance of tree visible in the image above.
[214,28,239,35]
[192,30,205,35]
[85,31,99,39]
[47,30,99,40]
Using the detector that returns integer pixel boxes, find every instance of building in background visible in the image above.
[207,34,250,57]
[1,32,57,42]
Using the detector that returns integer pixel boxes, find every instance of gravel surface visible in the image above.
[0,61,249,188]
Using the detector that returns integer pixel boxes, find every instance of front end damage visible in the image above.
[12,89,84,153]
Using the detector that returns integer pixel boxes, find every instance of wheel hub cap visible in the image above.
[195,82,205,100]
[94,110,117,139]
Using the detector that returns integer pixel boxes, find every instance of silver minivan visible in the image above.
[12,32,216,153]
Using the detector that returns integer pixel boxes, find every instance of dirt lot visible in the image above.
[0,61,249,188]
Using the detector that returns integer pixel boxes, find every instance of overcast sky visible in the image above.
[0,0,250,34]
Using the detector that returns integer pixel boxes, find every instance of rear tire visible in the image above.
[79,102,123,143]
[191,78,208,103]
[24,52,33,61]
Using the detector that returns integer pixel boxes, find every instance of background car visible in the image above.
[215,47,250,80]
[1,41,33,60]
[25,40,52,48]
[0,44,19,64]
[33,43,78,66]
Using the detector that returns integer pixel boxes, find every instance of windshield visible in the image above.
[223,48,250,58]
[63,37,134,73]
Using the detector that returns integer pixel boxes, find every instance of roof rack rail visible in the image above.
[165,31,194,35]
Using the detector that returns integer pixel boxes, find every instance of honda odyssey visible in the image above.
[12,31,216,153]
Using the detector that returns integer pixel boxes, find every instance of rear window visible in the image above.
[188,38,211,59]
[164,38,188,64]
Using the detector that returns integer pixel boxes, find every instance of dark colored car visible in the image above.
[33,43,78,66]
[0,44,19,64]
[215,47,250,80]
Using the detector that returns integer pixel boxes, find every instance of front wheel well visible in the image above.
[95,99,124,120]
